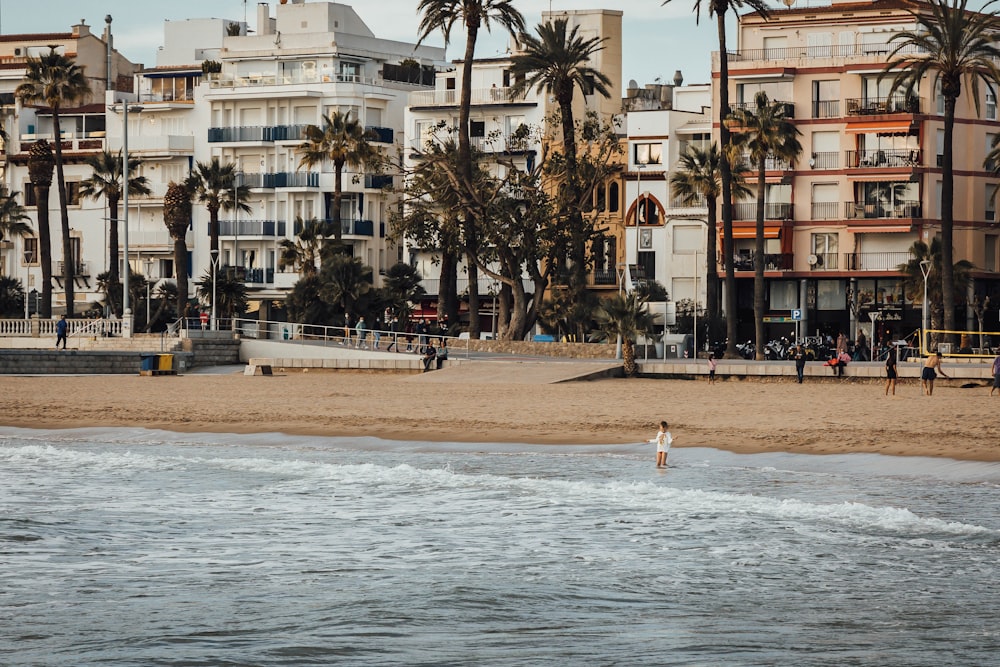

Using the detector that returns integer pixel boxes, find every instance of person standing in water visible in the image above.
[648,420,673,468]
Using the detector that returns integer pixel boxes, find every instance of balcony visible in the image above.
[365,174,394,189]
[19,131,105,152]
[292,219,375,238]
[845,201,921,219]
[810,151,839,169]
[590,269,618,286]
[206,71,378,89]
[808,252,839,270]
[733,202,792,221]
[235,172,319,189]
[218,219,287,238]
[810,202,840,220]
[365,126,394,143]
[845,251,912,271]
[845,95,919,116]
[409,86,529,107]
[208,124,309,143]
[727,43,926,63]
[728,253,794,272]
[730,101,794,118]
[846,149,921,168]
[812,100,840,118]
[244,268,276,285]
[55,261,90,276]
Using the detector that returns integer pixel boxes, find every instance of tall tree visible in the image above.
[418,0,525,338]
[78,150,151,315]
[318,253,373,324]
[592,291,659,377]
[729,91,802,359]
[884,0,1000,345]
[509,17,612,312]
[26,140,55,318]
[898,238,974,348]
[0,186,32,244]
[162,181,192,319]
[185,157,251,269]
[670,143,751,344]
[662,0,770,358]
[297,111,378,246]
[16,47,92,317]
[279,218,328,277]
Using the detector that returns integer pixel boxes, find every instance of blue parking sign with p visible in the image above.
[792,309,802,320]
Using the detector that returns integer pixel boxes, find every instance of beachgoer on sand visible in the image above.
[991,352,1000,397]
[885,346,898,396]
[648,421,673,468]
[707,353,717,384]
[921,351,948,396]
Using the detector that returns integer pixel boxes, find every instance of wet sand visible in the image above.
[2,370,997,461]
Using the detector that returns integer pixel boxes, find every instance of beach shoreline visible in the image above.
[3,370,998,461]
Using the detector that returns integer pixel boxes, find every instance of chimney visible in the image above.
[72,19,91,38]
[258,3,272,36]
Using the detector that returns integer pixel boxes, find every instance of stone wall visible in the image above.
[0,350,194,375]
[464,339,617,359]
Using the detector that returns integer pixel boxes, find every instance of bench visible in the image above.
[244,363,273,376]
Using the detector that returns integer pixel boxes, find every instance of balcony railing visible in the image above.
[409,86,528,107]
[55,261,90,276]
[243,268,276,285]
[845,201,921,219]
[728,253,794,272]
[19,132,105,152]
[218,219,287,237]
[738,153,793,171]
[590,269,617,286]
[208,124,310,143]
[206,72,378,89]
[811,151,839,169]
[365,174,394,189]
[730,101,794,118]
[235,172,319,188]
[365,126,394,143]
[727,43,926,62]
[809,252,839,270]
[845,95,919,115]
[845,251,912,271]
[846,149,921,168]
[812,100,840,118]
[733,202,792,220]
[811,202,840,220]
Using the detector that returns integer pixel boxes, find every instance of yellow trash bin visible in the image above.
[157,354,174,371]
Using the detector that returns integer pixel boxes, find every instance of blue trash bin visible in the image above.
[140,354,157,372]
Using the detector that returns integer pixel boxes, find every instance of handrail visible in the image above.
[68,318,124,340]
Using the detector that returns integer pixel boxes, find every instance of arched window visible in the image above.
[595,185,606,212]
[608,182,619,212]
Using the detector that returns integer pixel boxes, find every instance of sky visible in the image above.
[0,0,734,91]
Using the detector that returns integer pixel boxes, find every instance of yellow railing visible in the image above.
[921,329,1000,357]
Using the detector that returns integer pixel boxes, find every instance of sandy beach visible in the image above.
[3,369,998,461]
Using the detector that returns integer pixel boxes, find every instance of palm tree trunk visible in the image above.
[35,184,53,319]
[173,237,188,320]
[107,193,121,316]
[941,97,956,346]
[459,24,481,338]
[754,160,766,360]
[437,248,459,324]
[623,339,637,377]
[705,198,719,343]
[332,164,344,245]
[52,112,75,316]
[717,14,739,359]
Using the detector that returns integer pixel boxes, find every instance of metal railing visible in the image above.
[726,253,794,271]
[845,251,912,271]
[811,151,839,169]
[810,201,840,220]
[845,201,921,219]
[808,252,839,270]
[726,43,926,62]
[733,202,792,220]
[846,149,921,168]
[218,219,287,237]
[235,171,319,188]
[409,86,528,107]
[812,100,840,118]
[845,95,919,115]
[55,261,90,276]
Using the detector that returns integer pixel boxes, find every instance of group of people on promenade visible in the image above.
[339,316,450,354]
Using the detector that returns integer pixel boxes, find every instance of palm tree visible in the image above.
[898,238,974,348]
[728,91,802,359]
[318,252,373,323]
[509,18,613,294]
[16,47,91,317]
[78,150,151,315]
[418,0,526,339]
[662,0,770,358]
[162,181,192,319]
[185,157,251,267]
[297,111,378,245]
[0,275,26,316]
[27,139,55,318]
[0,186,32,243]
[884,0,1000,345]
[279,217,327,276]
[196,267,248,321]
[592,292,659,377]
[670,143,751,344]
[382,262,427,320]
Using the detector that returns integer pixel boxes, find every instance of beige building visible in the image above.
[714,0,1000,345]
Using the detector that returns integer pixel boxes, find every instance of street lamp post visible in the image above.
[144,257,153,328]
[210,248,219,332]
[110,100,143,337]
[693,251,700,360]
[919,259,931,354]
[634,164,646,359]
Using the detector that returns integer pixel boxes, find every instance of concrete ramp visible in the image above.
[406,360,622,384]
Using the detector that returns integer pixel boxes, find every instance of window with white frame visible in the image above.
[816,279,847,310]
[23,237,38,265]
[987,184,997,221]
[770,280,798,310]
[987,133,998,172]
[989,90,997,120]
[634,143,662,165]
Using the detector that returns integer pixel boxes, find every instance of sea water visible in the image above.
[2,427,999,667]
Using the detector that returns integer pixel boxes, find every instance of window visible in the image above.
[634,143,662,165]
[811,232,839,269]
[811,182,839,219]
[636,197,660,226]
[988,90,997,121]
[23,237,38,265]
[987,184,997,221]
[811,130,840,169]
[816,279,846,310]
[986,234,998,272]
[987,133,998,172]
[637,251,656,282]
[812,80,840,118]
[469,120,485,138]
[672,225,702,253]
[592,235,616,274]
[770,280,798,310]
[737,81,792,104]
[935,80,944,115]
[608,182,619,212]
[595,185,606,212]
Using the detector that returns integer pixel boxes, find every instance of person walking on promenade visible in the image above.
[355,316,368,349]
[990,351,1000,397]
[386,317,399,352]
[793,345,806,384]
[647,421,673,468]
[855,329,868,361]
[885,346,898,396]
[836,331,847,356]
[921,351,949,396]
[707,352,717,384]
[55,314,68,350]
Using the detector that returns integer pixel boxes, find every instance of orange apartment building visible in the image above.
[713,0,1000,347]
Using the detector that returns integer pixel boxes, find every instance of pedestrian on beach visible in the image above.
[647,420,673,468]
[421,341,437,372]
[921,351,949,396]
[885,346,898,396]
[436,338,449,369]
[707,352,717,384]
[793,345,806,383]
[55,314,68,350]
[990,351,1000,397]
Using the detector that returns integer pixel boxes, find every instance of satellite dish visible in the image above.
[628,79,638,89]
[782,0,796,7]
[808,158,816,168]
[807,254,819,266]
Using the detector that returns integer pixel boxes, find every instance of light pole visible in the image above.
[144,257,153,327]
[693,251,700,360]
[109,100,143,337]
[210,248,219,331]
[919,259,931,354]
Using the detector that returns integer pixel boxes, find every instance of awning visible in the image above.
[727,226,781,239]
[844,120,915,134]
[847,225,914,233]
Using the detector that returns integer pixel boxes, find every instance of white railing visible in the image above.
[0,319,32,336]
[0,317,123,337]
[408,86,525,107]
[69,318,124,340]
